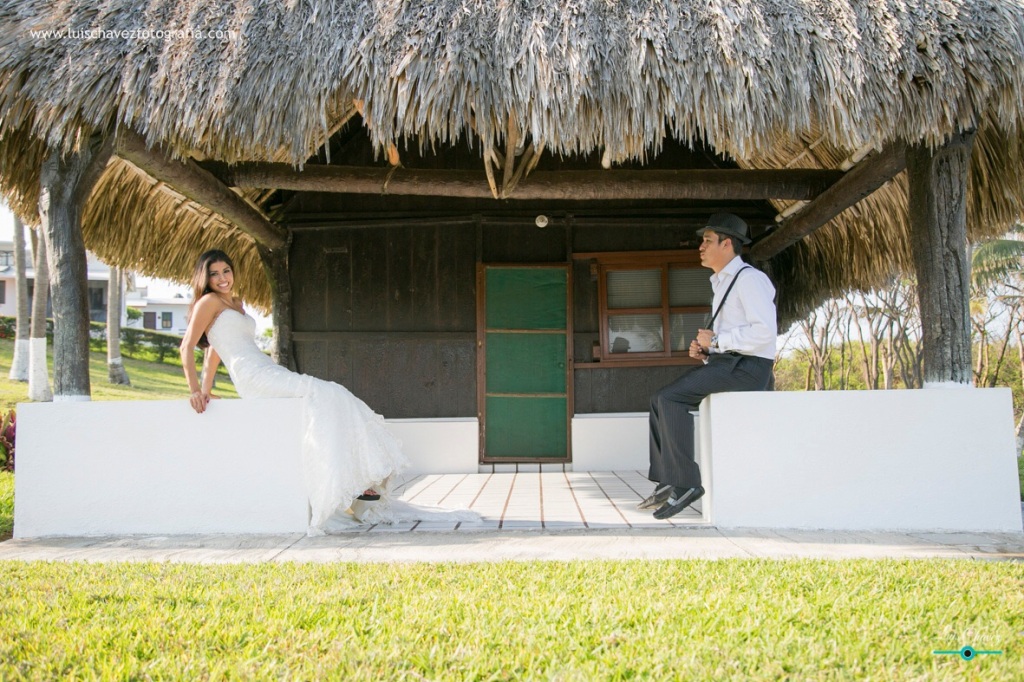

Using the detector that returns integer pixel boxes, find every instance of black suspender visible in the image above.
[707,265,752,331]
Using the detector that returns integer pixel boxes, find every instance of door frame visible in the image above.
[476,262,574,464]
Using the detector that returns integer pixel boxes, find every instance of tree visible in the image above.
[7,215,29,381]
[28,225,52,401]
[106,267,130,385]
[970,224,1024,452]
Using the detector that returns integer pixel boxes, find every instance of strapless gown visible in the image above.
[207,309,478,534]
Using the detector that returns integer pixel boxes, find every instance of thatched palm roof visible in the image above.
[1,0,1024,319]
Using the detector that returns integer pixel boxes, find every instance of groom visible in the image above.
[640,213,777,519]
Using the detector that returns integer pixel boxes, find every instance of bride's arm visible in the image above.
[180,296,219,413]
[201,347,222,398]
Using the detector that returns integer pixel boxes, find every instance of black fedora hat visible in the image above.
[696,212,751,245]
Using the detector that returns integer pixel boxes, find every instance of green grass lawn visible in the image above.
[0,337,237,411]
[0,559,1021,679]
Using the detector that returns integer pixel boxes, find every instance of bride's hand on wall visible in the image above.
[189,390,212,414]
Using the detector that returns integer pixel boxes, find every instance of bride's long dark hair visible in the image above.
[187,249,236,349]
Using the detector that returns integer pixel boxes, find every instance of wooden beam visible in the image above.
[115,130,287,250]
[749,144,907,261]
[199,162,844,202]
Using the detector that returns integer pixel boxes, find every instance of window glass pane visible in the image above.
[608,314,664,353]
[669,268,712,306]
[606,269,662,309]
[669,313,707,352]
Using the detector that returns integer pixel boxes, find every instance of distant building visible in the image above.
[124,288,191,335]
[0,240,113,322]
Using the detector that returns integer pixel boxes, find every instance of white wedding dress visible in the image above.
[207,309,479,534]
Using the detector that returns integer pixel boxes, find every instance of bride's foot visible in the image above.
[356,489,380,501]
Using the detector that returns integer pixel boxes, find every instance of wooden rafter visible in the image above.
[115,130,287,250]
[200,162,844,202]
[749,143,907,261]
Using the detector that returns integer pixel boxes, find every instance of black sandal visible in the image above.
[356,490,381,501]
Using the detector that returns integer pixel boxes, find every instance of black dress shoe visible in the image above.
[653,486,704,520]
[636,484,673,510]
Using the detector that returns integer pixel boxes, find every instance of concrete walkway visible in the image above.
[2,472,1022,563]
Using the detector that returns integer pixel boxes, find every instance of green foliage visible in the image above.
[971,224,1024,292]
[1019,455,1024,502]
[0,471,10,538]
[0,559,1021,679]
[148,332,180,363]
[121,327,143,357]
[0,409,14,473]
[88,321,106,353]
[125,307,142,323]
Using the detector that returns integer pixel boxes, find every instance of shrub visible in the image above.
[149,332,180,363]
[89,321,107,353]
[0,409,15,472]
[122,327,144,357]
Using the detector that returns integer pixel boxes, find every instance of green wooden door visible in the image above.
[478,265,571,462]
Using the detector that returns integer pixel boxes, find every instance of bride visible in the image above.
[179,249,478,534]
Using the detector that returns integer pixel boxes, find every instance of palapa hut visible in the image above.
[1,0,1023,464]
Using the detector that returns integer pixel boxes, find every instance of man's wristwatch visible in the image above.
[709,334,719,352]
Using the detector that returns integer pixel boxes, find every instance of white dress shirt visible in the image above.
[709,255,777,360]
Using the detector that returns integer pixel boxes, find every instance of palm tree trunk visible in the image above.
[28,226,52,401]
[8,215,29,381]
[107,267,130,385]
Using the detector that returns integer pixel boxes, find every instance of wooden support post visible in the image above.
[39,134,113,400]
[256,240,296,371]
[906,130,975,386]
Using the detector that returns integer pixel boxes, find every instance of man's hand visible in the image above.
[688,338,708,360]
[696,328,714,351]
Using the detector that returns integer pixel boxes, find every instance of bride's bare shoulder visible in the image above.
[193,293,225,313]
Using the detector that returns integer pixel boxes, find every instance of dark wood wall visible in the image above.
[290,223,478,418]
[282,129,777,419]
[287,217,737,418]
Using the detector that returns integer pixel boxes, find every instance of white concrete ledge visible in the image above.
[571,413,649,472]
[15,399,309,537]
[14,401,480,537]
[385,417,479,474]
[702,388,1023,532]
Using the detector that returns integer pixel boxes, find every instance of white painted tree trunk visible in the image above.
[27,226,52,402]
[107,267,130,385]
[8,215,30,381]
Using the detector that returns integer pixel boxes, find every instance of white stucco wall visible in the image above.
[703,388,1023,532]
[14,400,479,537]
[14,399,309,537]
[571,413,649,472]
[14,389,1021,536]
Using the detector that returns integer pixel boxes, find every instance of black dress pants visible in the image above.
[648,353,774,489]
